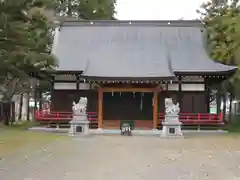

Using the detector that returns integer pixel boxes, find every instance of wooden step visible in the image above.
[134,120,153,129]
[103,120,120,129]
[103,120,153,129]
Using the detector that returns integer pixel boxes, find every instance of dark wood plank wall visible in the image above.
[51,90,208,116]
[158,91,208,113]
[50,90,98,112]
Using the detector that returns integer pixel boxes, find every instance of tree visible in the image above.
[197,0,240,65]
[0,0,57,125]
[197,0,240,120]
[55,0,116,19]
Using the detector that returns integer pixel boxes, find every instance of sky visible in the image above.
[116,0,209,20]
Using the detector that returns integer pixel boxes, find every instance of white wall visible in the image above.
[53,82,91,90]
[162,83,205,91]
[168,84,179,91]
[79,83,90,90]
[54,83,77,90]
[182,84,205,91]
[53,74,91,90]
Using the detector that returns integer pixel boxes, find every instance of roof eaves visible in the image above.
[81,76,175,81]
[174,67,237,76]
[54,70,84,75]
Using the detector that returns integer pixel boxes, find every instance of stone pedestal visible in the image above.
[161,114,183,138]
[68,114,90,136]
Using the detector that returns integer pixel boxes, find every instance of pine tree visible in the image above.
[0,0,57,125]
[55,0,116,19]
[197,0,240,120]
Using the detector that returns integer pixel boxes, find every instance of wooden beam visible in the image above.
[153,90,159,129]
[98,87,103,129]
[205,82,210,113]
[102,87,156,92]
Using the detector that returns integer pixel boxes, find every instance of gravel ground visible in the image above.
[1,134,240,180]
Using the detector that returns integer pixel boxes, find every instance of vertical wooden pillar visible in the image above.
[205,82,210,113]
[153,90,158,129]
[76,75,80,90]
[98,87,103,129]
[178,76,183,111]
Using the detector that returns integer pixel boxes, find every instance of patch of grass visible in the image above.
[0,121,36,129]
[223,116,240,133]
[0,122,66,157]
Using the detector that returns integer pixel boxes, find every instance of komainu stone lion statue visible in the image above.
[165,98,180,116]
[72,97,88,115]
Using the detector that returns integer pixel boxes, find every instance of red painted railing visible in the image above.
[158,112,223,125]
[35,111,98,121]
[35,111,223,125]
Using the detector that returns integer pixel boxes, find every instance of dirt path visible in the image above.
[1,134,240,180]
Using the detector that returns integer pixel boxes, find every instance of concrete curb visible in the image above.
[28,127,228,136]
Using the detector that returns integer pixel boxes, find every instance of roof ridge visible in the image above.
[60,19,202,27]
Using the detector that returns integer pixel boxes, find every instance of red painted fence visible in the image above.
[35,111,98,121]
[35,111,223,125]
[158,112,223,125]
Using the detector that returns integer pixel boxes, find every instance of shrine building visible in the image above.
[36,20,237,130]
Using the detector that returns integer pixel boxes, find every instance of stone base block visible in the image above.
[161,123,183,138]
[68,121,90,136]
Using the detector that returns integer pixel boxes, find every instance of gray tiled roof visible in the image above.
[52,20,237,79]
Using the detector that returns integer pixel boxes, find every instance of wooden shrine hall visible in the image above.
[36,20,237,130]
